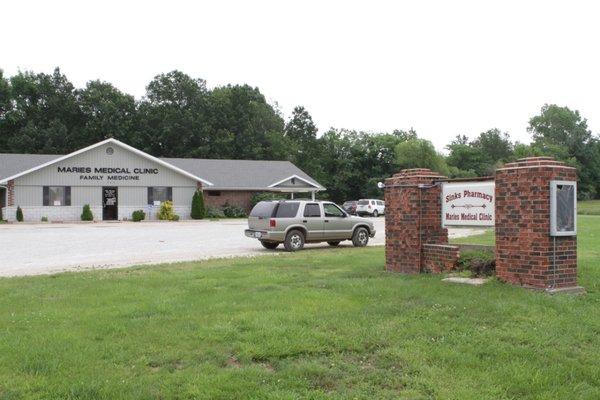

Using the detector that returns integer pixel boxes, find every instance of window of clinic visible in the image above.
[147,187,172,205]
[43,186,71,206]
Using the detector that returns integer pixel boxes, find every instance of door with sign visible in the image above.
[102,187,118,221]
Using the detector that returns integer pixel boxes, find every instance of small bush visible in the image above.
[206,207,225,219]
[172,214,180,221]
[16,206,23,222]
[222,202,247,218]
[41,216,48,222]
[132,210,146,222]
[191,190,205,219]
[250,192,286,208]
[158,201,176,221]
[81,204,94,221]
[0,205,3,221]
[457,250,495,277]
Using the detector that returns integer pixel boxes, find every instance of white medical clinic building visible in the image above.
[0,139,324,222]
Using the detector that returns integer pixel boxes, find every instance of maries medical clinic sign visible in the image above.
[442,181,495,227]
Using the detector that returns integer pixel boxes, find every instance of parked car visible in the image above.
[245,200,376,251]
[356,199,385,217]
[342,200,358,215]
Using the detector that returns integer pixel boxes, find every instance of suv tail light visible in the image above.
[368,204,372,209]
[269,219,276,228]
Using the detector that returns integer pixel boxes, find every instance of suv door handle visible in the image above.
[302,220,307,223]
[324,220,330,223]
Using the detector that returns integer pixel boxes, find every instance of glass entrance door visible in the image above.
[102,187,118,221]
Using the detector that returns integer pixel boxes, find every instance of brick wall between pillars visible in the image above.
[422,244,460,273]
[495,157,579,289]
[384,169,449,273]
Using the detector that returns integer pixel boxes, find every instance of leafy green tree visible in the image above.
[0,70,12,152]
[4,68,84,154]
[471,128,513,164]
[284,106,322,181]
[528,104,600,198]
[446,135,485,176]
[77,80,137,146]
[208,84,285,160]
[446,130,513,176]
[137,71,211,157]
[395,138,449,175]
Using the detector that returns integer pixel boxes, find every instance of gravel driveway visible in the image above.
[0,219,485,277]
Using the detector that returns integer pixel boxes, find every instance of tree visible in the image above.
[137,70,211,157]
[395,138,449,175]
[471,128,513,164]
[191,189,206,219]
[76,80,137,147]
[285,106,321,179]
[445,135,485,176]
[4,68,84,154]
[208,84,285,160]
[528,104,600,198]
[0,70,12,151]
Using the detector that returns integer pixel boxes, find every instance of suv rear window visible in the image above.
[358,200,369,205]
[275,202,300,218]
[250,201,277,218]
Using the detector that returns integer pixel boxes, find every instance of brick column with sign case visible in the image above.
[495,157,583,293]
[384,169,449,273]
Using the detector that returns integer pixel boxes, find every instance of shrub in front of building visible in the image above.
[222,202,247,218]
[132,210,146,222]
[172,214,180,221]
[206,207,225,219]
[81,204,94,221]
[41,216,48,222]
[16,206,23,222]
[158,201,176,221]
[191,189,205,219]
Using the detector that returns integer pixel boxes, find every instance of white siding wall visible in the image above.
[7,142,198,222]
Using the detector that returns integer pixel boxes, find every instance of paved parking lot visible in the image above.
[0,218,484,277]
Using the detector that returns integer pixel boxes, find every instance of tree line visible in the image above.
[1,68,599,201]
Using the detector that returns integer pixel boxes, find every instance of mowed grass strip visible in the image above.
[0,217,599,399]
[578,199,600,215]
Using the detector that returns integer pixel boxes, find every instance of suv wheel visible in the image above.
[372,210,379,217]
[260,241,279,250]
[327,241,340,247]
[284,230,305,252]
[352,227,369,247]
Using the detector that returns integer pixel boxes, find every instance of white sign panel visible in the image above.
[442,181,495,227]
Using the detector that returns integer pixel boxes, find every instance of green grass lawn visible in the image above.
[578,200,600,215]
[1,217,599,399]
[450,229,495,246]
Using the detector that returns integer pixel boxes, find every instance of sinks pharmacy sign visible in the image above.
[442,181,495,227]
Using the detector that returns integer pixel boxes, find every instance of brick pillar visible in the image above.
[196,181,203,190]
[495,157,582,292]
[7,180,14,207]
[384,169,448,273]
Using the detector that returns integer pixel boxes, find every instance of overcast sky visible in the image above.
[3,0,599,150]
